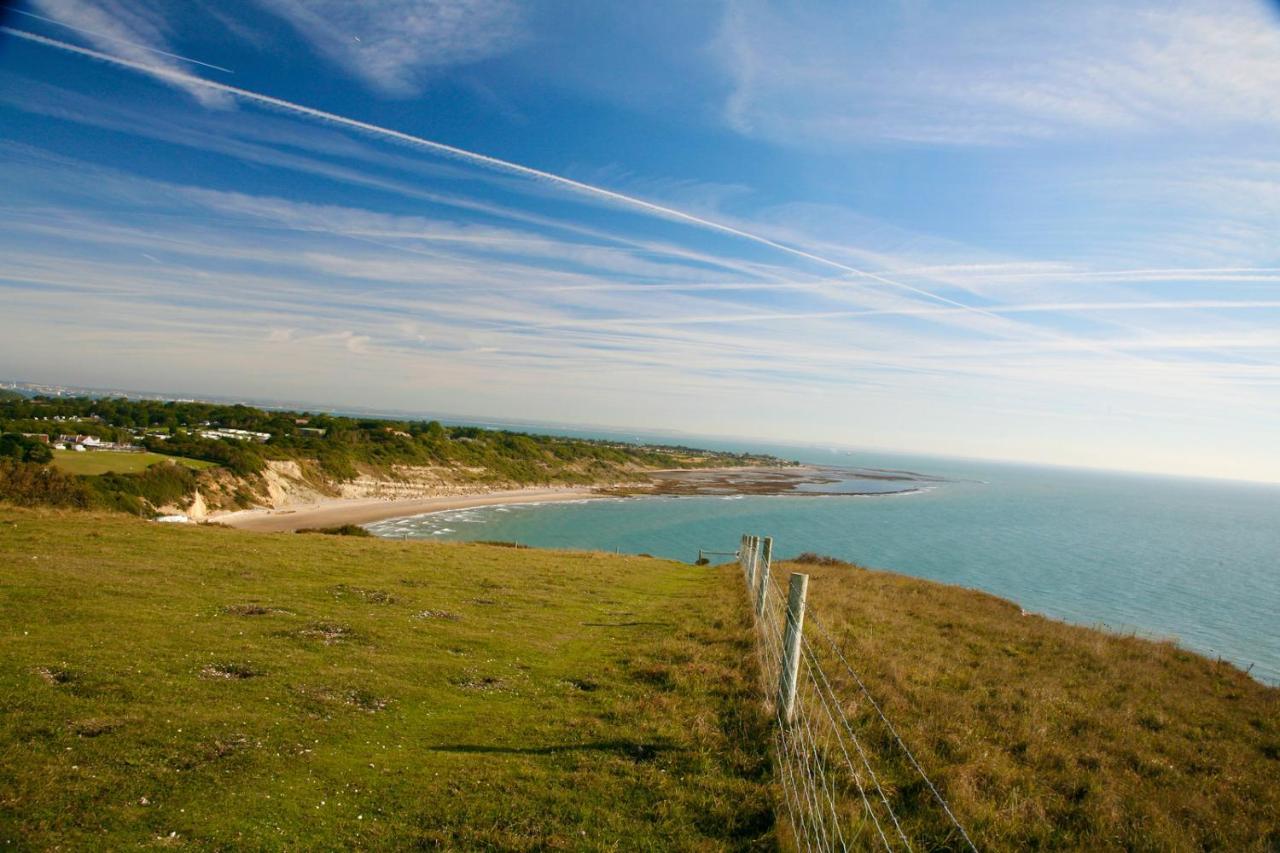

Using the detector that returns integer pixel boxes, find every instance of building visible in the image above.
[56,434,143,452]
[199,428,271,443]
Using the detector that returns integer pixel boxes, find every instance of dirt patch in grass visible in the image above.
[34,665,76,685]
[207,733,252,758]
[296,621,359,645]
[629,664,676,691]
[413,609,460,621]
[331,584,396,605]
[333,688,389,712]
[450,674,506,693]
[199,662,261,680]
[296,685,390,713]
[223,603,291,616]
[564,678,599,692]
[70,717,123,737]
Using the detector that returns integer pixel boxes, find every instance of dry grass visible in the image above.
[767,558,1280,850]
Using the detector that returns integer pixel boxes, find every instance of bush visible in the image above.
[297,525,372,537]
[0,460,92,508]
[0,434,53,464]
[792,553,859,568]
[89,464,198,516]
[316,449,358,481]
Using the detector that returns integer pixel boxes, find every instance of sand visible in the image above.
[214,487,603,533]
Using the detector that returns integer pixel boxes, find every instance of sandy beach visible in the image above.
[213,465,933,533]
[215,487,603,533]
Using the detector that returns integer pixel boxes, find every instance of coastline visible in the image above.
[212,464,936,533]
[215,487,605,533]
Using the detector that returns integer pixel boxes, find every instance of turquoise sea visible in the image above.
[368,438,1280,684]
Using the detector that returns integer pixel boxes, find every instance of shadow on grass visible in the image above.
[429,740,683,761]
[580,621,674,628]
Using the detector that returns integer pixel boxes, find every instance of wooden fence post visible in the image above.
[777,572,809,725]
[755,536,772,616]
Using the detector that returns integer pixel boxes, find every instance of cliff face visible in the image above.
[179,459,653,518]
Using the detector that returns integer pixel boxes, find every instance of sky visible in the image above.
[1,0,1279,482]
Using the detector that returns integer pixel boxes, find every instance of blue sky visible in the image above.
[2,0,1279,482]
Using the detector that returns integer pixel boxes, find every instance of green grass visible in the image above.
[0,508,773,849]
[769,556,1280,851]
[50,450,215,476]
[6,508,1277,850]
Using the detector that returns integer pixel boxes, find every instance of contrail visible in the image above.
[3,26,1220,372]
[10,10,234,74]
[1,26,1008,323]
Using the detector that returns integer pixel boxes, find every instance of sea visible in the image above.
[366,432,1280,684]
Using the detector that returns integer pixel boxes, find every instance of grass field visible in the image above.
[0,508,773,849]
[50,450,215,476]
[3,507,1278,850]
[771,556,1280,850]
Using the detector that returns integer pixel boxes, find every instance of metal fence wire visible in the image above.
[736,534,978,853]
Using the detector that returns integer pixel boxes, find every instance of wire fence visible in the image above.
[736,534,978,852]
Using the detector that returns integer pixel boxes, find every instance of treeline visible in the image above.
[0,396,780,486]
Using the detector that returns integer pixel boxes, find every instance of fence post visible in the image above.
[747,535,759,590]
[777,572,809,725]
[755,536,772,616]
[739,534,748,578]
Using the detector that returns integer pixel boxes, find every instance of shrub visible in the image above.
[0,460,92,508]
[297,525,372,537]
[90,464,197,514]
[0,434,53,464]
[792,552,858,568]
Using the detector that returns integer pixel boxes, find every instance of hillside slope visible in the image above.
[769,556,1280,850]
[3,507,1277,850]
[0,508,774,849]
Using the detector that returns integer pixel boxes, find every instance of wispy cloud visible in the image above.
[5,14,1280,479]
[25,0,234,106]
[250,0,524,96]
[715,0,1280,146]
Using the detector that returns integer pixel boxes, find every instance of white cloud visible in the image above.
[251,0,524,96]
[715,0,1280,146]
[28,0,234,107]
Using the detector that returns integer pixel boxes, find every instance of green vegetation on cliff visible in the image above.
[0,396,786,516]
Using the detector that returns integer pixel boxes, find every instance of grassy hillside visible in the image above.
[773,556,1280,850]
[51,450,215,476]
[0,508,773,849]
[4,508,1277,850]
